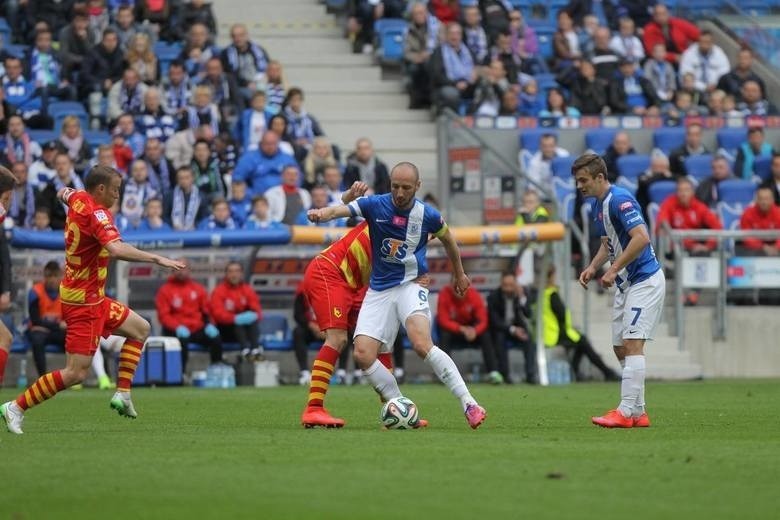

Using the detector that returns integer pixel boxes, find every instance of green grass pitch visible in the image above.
[3,380,779,520]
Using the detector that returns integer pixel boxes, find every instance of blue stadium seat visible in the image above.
[519,128,558,153]
[551,155,575,179]
[616,154,650,181]
[84,130,112,149]
[534,73,558,91]
[259,314,292,351]
[535,27,555,59]
[0,18,10,47]
[653,127,686,155]
[154,41,184,78]
[716,127,746,158]
[585,129,617,155]
[553,178,575,222]
[684,154,714,182]
[28,130,58,145]
[752,156,772,182]
[50,101,89,133]
[648,180,676,204]
[717,202,744,231]
[374,18,407,64]
[3,43,28,59]
[718,180,756,205]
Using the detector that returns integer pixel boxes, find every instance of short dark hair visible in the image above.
[211,196,228,209]
[571,153,607,179]
[43,260,61,276]
[102,28,117,39]
[225,260,243,272]
[85,165,121,192]
[748,126,764,136]
[0,165,17,193]
[283,87,304,107]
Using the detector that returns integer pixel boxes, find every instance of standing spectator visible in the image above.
[568,60,610,115]
[155,258,223,373]
[302,137,338,191]
[282,87,323,161]
[136,197,171,231]
[107,67,148,122]
[125,33,159,85]
[199,57,243,127]
[26,261,66,378]
[525,133,569,196]
[642,3,700,65]
[734,127,775,181]
[264,165,311,225]
[609,17,645,63]
[738,186,780,256]
[404,3,439,109]
[656,177,723,253]
[437,279,503,384]
[182,84,221,136]
[177,0,217,38]
[138,87,177,143]
[4,115,42,169]
[163,166,208,230]
[636,152,674,218]
[110,4,155,51]
[232,130,297,195]
[343,137,390,194]
[669,123,708,177]
[228,179,252,227]
[8,162,35,228]
[643,43,677,105]
[430,23,477,114]
[220,23,270,101]
[2,57,42,123]
[36,153,85,230]
[235,90,274,152]
[57,116,93,176]
[737,80,775,116]
[262,60,287,111]
[80,28,125,116]
[603,131,635,181]
[761,155,780,204]
[717,48,765,102]
[121,159,158,227]
[461,6,487,65]
[180,23,219,80]
[162,61,192,117]
[587,27,620,82]
[58,9,95,82]
[486,272,536,384]
[695,156,736,208]
[197,197,237,230]
[210,261,264,361]
[608,58,661,116]
[141,137,174,193]
[678,31,730,98]
[191,138,225,201]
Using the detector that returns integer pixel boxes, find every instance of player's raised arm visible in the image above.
[307,204,353,224]
[105,241,186,270]
[436,227,470,296]
[341,181,369,204]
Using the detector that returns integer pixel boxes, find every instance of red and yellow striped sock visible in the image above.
[117,339,144,391]
[15,370,66,411]
[306,345,340,408]
[378,352,393,371]
[0,349,8,384]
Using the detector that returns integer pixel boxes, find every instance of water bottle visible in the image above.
[471,364,481,383]
[17,358,28,388]
[548,360,563,385]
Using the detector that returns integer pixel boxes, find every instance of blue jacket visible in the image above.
[232,149,297,195]
[234,107,278,151]
[228,196,253,227]
[3,77,41,113]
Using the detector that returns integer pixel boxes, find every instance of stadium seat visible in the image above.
[519,128,557,153]
[534,73,558,91]
[716,127,746,158]
[535,27,555,59]
[0,18,9,47]
[50,101,89,133]
[553,178,575,222]
[718,180,756,205]
[154,41,184,78]
[653,128,686,155]
[648,180,676,204]
[585,129,617,155]
[752,156,772,182]
[551,155,575,179]
[28,130,58,144]
[616,154,650,181]
[646,202,661,238]
[374,18,406,64]
[683,154,714,182]
[259,314,292,351]
[84,130,112,149]
[3,43,28,59]
[717,202,744,231]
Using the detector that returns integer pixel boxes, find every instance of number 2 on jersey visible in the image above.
[65,221,82,266]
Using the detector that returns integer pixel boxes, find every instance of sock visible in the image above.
[306,345,340,408]
[117,339,144,392]
[15,370,66,411]
[363,359,402,402]
[378,352,393,371]
[424,346,475,411]
[619,358,626,369]
[617,355,645,418]
[0,349,7,384]
[92,347,107,379]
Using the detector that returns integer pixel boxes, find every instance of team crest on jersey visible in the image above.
[72,200,86,213]
[410,222,420,234]
[94,209,109,223]
[333,307,342,318]
[225,299,235,311]
[380,238,407,263]
[619,201,633,211]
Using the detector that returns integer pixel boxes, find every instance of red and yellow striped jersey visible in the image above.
[318,221,372,289]
[59,191,122,305]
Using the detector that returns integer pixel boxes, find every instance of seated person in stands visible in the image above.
[198,197,238,230]
[669,123,708,177]
[2,57,43,125]
[243,195,273,229]
[228,179,253,228]
[738,186,780,256]
[264,165,312,225]
[220,23,270,101]
[602,131,635,180]
[31,207,52,231]
[518,79,543,116]
[232,131,297,196]
[430,23,477,114]
[695,156,736,208]
[322,165,344,203]
[163,166,209,231]
[515,190,549,225]
[737,80,775,117]
[192,138,225,201]
[36,153,85,230]
[236,90,274,152]
[210,261,264,361]
[642,43,676,105]
[538,88,581,118]
[437,278,504,384]
[58,116,93,176]
[181,85,222,137]
[525,133,569,197]
[403,2,438,109]
[121,159,159,228]
[762,155,780,204]
[303,185,345,228]
[8,162,35,228]
[498,88,521,116]
[136,197,171,232]
[343,137,390,195]
[665,90,708,121]
[567,60,610,116]
[636,152,674,219]
[282,87,324,162]
[302,137,338,191]
[608,58,661,116]
[657,177,723,255]
[26,261,66,377]
[734,127,775,181]
[542,266,620,381]
[486,272,536,384]
[4,115,42,169]
[138,87,177,143]
[155,258,223,373]
[198,57,243,126]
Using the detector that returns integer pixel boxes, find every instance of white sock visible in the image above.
[92,347,107,379]
[363,360,402,401]
[617,355,645,418]
[619,358,626,369]
[424,346,475,411]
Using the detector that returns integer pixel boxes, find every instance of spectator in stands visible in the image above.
[136,0,173,40]
[734,127,775,181]
[322,165,344,203]
[210,261,264,361]
[0,85,15,136]
[657,177,723,253]
[58,9,94,82]
[86,143,117,175]
[302,136,338,191]
[429,0,460,23]
[37,152,85,229]
[214,131,238,177]
[567,60,610,115]
[81,28,125,118]
[31,207,52,231]
[509,10,539,64]
[305,184,346,228]
[243,194,273,229]
[738,186,780,256]
[343,137,390,195]
[717,48,765,103]
[430,23,477,114]
[8,162,34,228]
[479,0,512,41]
[669,123,708,177]
[266,114,295,157]
[142,137,174,193]
[199,57,243,125]
[263,60,287,111]
[471,60,512,117]
[498,88,520,116]
[114,112,146,158]
[26,260,66,377]
[437,277,503,384]
[737,80,775,116]
[221,23,270,101]
[110,134,134,174]
[86,0,110,44]
[519,79,544,116]
[602,131,635,180]
[155,258,223,373]
[264,165,311,225]
[163,166,208,230]
[490,31,533,83]
[642,3,700,65]
[4,115,42,169]
[235,90,274,152]
[136,197,171,231]
[585,26,619,82]
[636,151,674,218]
[515,190,549,226]
[163,61,192,117]
[192,138,225,201]
[197,197,237,230]
[26,0,72,40]
[404,2,439,109]
[762,155,780,204]
[459,6,486,65]
[526,133,569,197]
[177,0,217,39]
[121,159,158,227]
[107,67,148,122]
[181,84,222,138]
[486,272,536,384]
[228,180,252,227]
[108,192,132,232]
[111,4,155,51]
[348,0,408,54]
[553,10,582,72]
[696,155,736,207]
[2,57,43,124]
[643,43,677,105]
[138,87,177,143]
[666,89,709,122]
[57,116,93,176]
[178,23,219,80]
[232,130,297,195]
[28,139,58,191]
[609,17,645,63]
[282,87,323,161]
[608,58,661,116]
[538,88,581,118]
[125,33,159,85]
[678,31,730,99]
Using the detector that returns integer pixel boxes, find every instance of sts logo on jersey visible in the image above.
[380,238,408,263]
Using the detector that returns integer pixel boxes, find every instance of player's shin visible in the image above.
[117,339,144,392]
[617,355,645,418]
[363,359,402,401]
[424,346,477,411]
[15,370,67,411]
[0,348,7,385]
[307,344,340,408]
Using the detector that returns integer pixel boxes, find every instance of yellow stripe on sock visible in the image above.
[313,360,335,372]
[310,380,330,390]
[121,352,141,364]
[311,369,332,380]
[309,391,326,401]
[30,384,44,403]
[44,373,57,392]
[124,345,143,355]
[23,389,36,405]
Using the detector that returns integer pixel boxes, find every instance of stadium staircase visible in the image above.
[212,0,438,193]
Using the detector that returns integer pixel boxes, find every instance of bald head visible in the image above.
[389,162,421,209]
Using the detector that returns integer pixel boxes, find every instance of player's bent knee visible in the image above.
[325,329,348,351]
[0,327,11,349]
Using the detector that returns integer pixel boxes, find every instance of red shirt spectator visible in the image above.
[739,186,780,253]
[429,0,460,23]
[210,270,262,326]
[155,270,212,332]
[656,178,723,251]
[643,4,700,64]
[437,285,488,336]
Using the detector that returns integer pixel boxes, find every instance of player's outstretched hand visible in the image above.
[348,181,369,199]
[307,208,325,223]
[453,273,471,297]
[579,266,596,289]
[158,257,186,271]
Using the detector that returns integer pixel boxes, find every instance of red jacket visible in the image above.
[656,195,723,250]
[643,18,700,63]
[155,277,211,332]
[436,286,488,336]
[430,0,460,23]
[210,279,262,325]
[739,204,780,250]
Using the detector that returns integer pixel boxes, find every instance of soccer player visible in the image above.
[0,166,185,435]
[309,162,487,429]
[0,166,17,387]
[573,153,665,428]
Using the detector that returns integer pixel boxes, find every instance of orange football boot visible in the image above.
[591,409,634,428]
[632,412,651,427]
[301,407,346,428]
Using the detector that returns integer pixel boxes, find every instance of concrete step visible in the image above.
[305,93,409,110]
[325,121,434,141]
[260,37,353,54]
[300,79,403,95]
[313,108,430,123]
[285,65,382,83]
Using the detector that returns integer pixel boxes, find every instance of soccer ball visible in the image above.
[380,397,420,429]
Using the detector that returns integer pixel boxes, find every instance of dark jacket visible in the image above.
[669,145,709,177]
[608,74,662,114]
[58,24,95,79]
[27,0,74,39]
[80,44,127,94]
[486,287,531,338]
[569,76,609,115]
[717,70,766,101]
[343,153,391,195]
[176,2,217,38]
[429,44,476,89]
[761,178,780,205]
[603,145,635,182]
[696,175,736,208]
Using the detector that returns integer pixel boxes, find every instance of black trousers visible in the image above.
[28,328,66,376]
[293,326,350,373]
[438,329,498,374]
[217,322,260,351]
[491,331,538,384]
[562,334,616,380]
[163,327,223,370]
[405,61,431,107]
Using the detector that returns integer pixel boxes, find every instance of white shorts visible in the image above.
[611,269,666,347]
[354,282,431,349]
